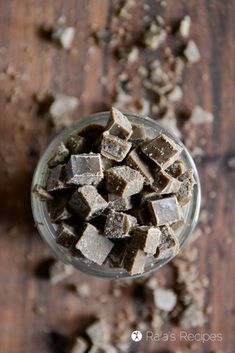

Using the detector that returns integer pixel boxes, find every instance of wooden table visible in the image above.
[0,1,234,352]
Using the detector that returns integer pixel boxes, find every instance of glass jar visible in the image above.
[31,112,201,280]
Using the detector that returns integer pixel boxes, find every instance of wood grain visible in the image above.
[0,1,235,352]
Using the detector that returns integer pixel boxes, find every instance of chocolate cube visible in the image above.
[48,195,71,222]
[66,133,86,154]
[76,223,113,265]
[69,185,108,220]
[166,160,184,178]
[148,196,182,226]
[126,148,154,184]
[33,184,53,201]
[46,164,67,192]
[104,166,144,197]
[66,154,103,185]
[132,226,161,254]
[101,132,131,162]
[130,123,147,141]
[151,169,181,194]
[123,247,146,275]
[106,107,132,140]
[56,223,78,248]
[104,210,137,238]
[141,133,182,169]
[155,225,179,260]
[48,142,69,168]
[108,193,132,211]
[176,169,196,205]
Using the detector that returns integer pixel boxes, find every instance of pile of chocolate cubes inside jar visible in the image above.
[41,107,196,276]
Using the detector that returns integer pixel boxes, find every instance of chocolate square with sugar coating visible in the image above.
[101,132,131,162]
[66,153,103,185]
[132,225,161,254]
[148,196,182,226]
[108,193,132,211]
[65,133,86,154]
[126,148,154,184]
[69,185,108,220]
[176,169,196,205]
[48,142,69,168]
[155,225,179,260]
[123,247,146,275]
[75,223,114,265]
[56,223,78,248]
[166,159,184,178]
[141,133,182,169]
[151,169,181,194]
[104,210,137,238]
[46,164,67,192]
[104,166,144,197]
[106,107,132,140]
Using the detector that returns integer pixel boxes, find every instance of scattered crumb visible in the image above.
[49,93,79,128]
[184,40,201,63]
[154,288,177,312]
[49,261,74,284]
[52,27,75,50]
[178,15,191,38]
[189,105,214,124]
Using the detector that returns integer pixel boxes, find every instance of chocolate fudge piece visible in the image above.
[78,124,105,152]
[86,319,109,345]
[104,210,137,238]
[70,337,88,353]
[33,184,53,201]
[166,160,184,178]
[104,166,144,197]
[48,196,71,222]
[141,133,182,169]
[66,133,86,154]
[48,142,69,168]
[126,149,154,184]
[106,107,132,140]
[123,247,146,275]
[151,169,181,194]
[101,132,131,162]
[148,196,182,226]
[155,225,179,260]
[46,164,67,192]
[176,169,195,205]
[132,226,161,254]
[130,123,147,141]
[56,223,78,248]
[140,189,161,205]
[69,185,108,220]
[107,241,127,267]
[76,223,114,265]
[66,154,103,185]
[101,156,116,170]
[108,193,132,211]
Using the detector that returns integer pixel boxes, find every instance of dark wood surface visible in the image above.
[0,1,235,352]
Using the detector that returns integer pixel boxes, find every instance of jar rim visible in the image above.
[31,111,201,280]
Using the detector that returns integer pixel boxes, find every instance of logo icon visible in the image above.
[131,330,143,342]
